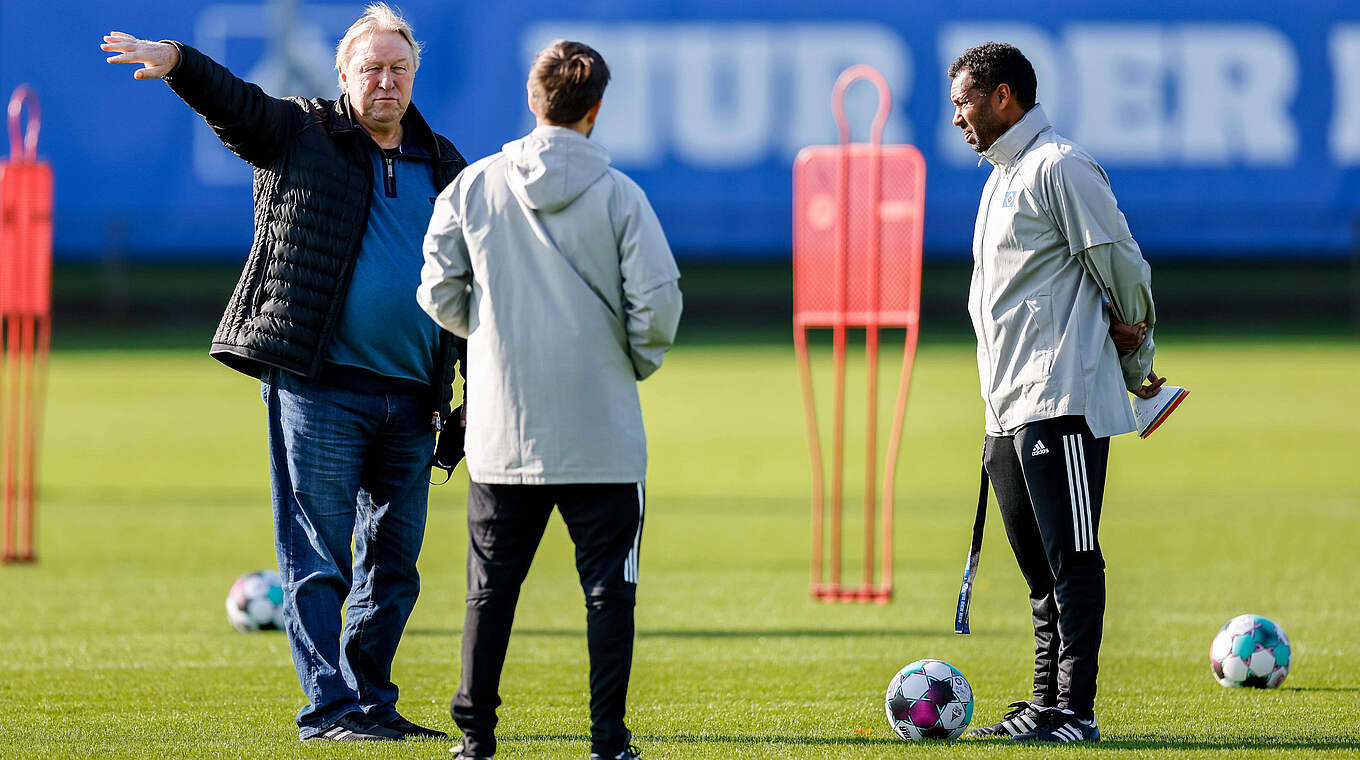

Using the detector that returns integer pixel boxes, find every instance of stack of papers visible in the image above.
[1132,385,1189,438]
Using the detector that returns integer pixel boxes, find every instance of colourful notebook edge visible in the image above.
[1140,387,1189,438]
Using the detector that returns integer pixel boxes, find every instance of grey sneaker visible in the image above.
[967,700,1045,737]
[1012,708,1100,743]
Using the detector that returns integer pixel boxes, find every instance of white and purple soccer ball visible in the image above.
[884,659,974,740]
[1209,614,1291,688]
[225,569,285,632]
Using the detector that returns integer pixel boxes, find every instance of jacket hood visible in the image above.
[502,125,611,213]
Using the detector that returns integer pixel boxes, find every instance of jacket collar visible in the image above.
[980,104,1049,168]
[328,96,453,164]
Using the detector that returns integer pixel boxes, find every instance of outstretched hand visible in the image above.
[101,32,179,79]
[1132,370,1166,400]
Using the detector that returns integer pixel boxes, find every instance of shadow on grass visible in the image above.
[1094,738,1360,751]
[516,733,900,747]
[404,627,994,639]
[1280,686,1360,692]
[509,733,1359,751]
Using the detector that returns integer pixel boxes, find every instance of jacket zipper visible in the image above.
[383,153,397,197]
[976,167,1005,429]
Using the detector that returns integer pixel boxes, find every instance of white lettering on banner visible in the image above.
[1067,25,1168,164]
[1174,24,1298,165]
[1330,25,1360,165]
[786,26,912,151]
[522,23,910,168]
[937,22,1300,167]
[936,23,1066,167]
[523,24,663,166]
[672,25,775,168]
[192,3,360,185]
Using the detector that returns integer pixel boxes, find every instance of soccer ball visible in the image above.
[225,570,285,632]
[1209,614,1291,688]
[884,659,974,740]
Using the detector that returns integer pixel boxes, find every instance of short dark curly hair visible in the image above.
[947,42,1037,110]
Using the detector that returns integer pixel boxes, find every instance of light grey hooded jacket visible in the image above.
[970,106,1155,439]
[418,125,682,484]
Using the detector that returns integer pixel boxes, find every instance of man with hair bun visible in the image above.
[947,41,1164,743]
[420,39,681,760]
[101,2,466,742]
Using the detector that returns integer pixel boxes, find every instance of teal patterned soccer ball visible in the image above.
[883,659,974,740]
[1209,614,1291,688]
[225,570,285,632]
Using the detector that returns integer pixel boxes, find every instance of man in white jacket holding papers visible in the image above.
[418,39,680,760]
[947,41,1172,744]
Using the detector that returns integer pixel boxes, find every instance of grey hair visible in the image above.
[334,2,422,88]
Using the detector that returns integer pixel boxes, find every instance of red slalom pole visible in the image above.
[1,85,51,564]
[2,316,19,562]
[795,65,925,604]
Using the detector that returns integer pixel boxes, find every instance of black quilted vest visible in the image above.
[165,43,468,425]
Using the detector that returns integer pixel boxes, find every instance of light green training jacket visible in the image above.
[418,126,682,484]
[969,105,1155,440]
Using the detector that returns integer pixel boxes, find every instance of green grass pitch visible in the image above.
[1,331,1357,758]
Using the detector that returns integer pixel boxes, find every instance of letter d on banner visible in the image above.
[1,85,52,564]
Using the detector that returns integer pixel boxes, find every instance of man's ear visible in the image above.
[585,99,602,125]
[993,82,1013,111]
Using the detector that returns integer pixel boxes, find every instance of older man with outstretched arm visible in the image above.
[101,3,466,742]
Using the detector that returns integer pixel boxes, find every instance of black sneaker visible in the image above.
[305,714,404,742]
[376,713,449,739]
[966,700,1045,737]
[1012,708,1099,743]
[590,744,642,760]
[450,742,493,759]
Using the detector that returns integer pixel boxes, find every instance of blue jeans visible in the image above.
[261,369,435,738]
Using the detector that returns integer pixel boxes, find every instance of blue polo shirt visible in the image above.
[325,133,441,389]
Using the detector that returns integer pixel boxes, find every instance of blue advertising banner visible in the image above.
[2,0,1358,259]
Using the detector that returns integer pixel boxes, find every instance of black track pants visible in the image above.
[451,481,644,758]
[984,416,1108,718]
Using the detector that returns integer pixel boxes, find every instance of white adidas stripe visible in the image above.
[1068,435,1084,551]
[1074,435,1093,551]
[1054,724,1081,741]
[1062,436,1082,551]
[1062,435,1095,552]
[624,484,644,584]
